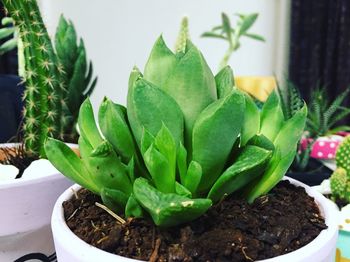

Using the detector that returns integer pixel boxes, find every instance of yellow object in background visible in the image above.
[235,76,276,102]
[336,248,350,262]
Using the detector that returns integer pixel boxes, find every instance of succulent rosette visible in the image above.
[45,35,307,227]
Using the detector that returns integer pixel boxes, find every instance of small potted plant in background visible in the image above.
[46,21,338,261]
[279,81,350,186]
[202,12,276,103]
[0,0,97,260]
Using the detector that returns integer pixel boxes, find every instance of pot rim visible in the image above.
[52,177,339,262]
[0,142,77,188]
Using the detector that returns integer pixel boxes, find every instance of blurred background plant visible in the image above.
[202,12,265,70]
[2,0,97,158]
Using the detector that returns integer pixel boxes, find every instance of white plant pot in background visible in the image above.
[0,143,74,261]
[52,177,339,262]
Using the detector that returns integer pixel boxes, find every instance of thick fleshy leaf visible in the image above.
[273,104,307,157]
[192,90,245,191]
[215,66,235,99]
[175,182,192,198]
[86,141,133,195]
[246,149,295,203]
[133,178,212,227]
[162,41,217,147]
[125,194,144,218]
[177,142,187,184]
[246,134,275,151]
[241,94,260,146]
[259,91,284,142]
[208,145,271,203]
[78,98,103,148]
[44,138,99,193]
[184,161,202,195]
[246,105,307,202]
[143,144,174,193]
[144,35,177,87]
[98,97,136,163]
[78,135,93,159]
[101,187,129,213]
[127,77,184,147]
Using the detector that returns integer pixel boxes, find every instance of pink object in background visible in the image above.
[301,133,350,159]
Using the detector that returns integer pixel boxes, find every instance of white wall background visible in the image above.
[39,0,289,110]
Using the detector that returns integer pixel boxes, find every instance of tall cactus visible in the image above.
[3,0,62,157]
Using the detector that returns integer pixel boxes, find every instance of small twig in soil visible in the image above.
[71,188,79,199]
[95,202,126,224]
[67,208,79,221]
[241,247,253,261]
[96,235,109,244]
[149,238,161,262]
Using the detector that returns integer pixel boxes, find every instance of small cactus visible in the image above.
[330,167,347,200]
[330,137,350,203]
[336,136,350,176]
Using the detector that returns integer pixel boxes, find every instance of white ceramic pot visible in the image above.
[0,143,74,261]
[52,177,339,262]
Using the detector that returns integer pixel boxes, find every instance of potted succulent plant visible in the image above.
[0,0,96,260]
[315,136,350,261]
[46,30,338,261]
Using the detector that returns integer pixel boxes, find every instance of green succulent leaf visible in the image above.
[162,41,217,147]
[101,187,129,213]
[246,149,295,203]
[86,141,133,196]
[98,97,136,163]
[241,94,260,146]
[208,145,272,203]
[78,98,103,148]
[78,135,93,159]
[175,182,192,198]
[246,104,307,202]
[260,91,285,142]
[177,142,188,185]
[127,77,184,147]
[125,194,144,218]
[144,35,177,87]
[192,90,245,191]
[215,66,235,98]
[246,134,275,151]
[133,177,212,227]
[183,161,202,195]
[44,138,99,194]
[143,143,174,193]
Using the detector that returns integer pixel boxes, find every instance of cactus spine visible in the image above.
[330,136,350,202]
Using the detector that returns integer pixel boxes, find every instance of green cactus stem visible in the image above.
[330,167,347,200]
[3,0,63,157]
[336,136,350,176]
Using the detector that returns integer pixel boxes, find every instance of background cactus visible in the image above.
[3,0,96,157]
[45,29,306,227]
[330,136,350,202]
[55,15,97,142]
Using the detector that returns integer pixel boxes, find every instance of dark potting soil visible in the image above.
[63,181,327,262]
[0,145,38,178]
